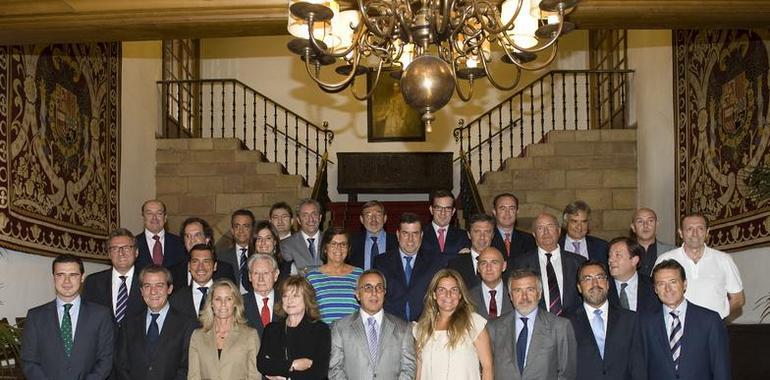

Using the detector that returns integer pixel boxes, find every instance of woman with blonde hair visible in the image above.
[188,278,260,380]
[257,275,331,380]
[413,269,494,380]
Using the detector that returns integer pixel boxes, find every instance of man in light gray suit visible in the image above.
[487,269,577,380]
[281,198,324,274]
[329,269,416,380]
[630,207,675,277]
[470,246,513,319]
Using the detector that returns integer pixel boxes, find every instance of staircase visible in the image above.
[155,138,312,237]
[476,129,637,240]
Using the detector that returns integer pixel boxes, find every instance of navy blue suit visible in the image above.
[608,274,661,315]
[568,305,646,380]
[511,248,586,316]
[491,228,536,259]
[348,230,398,270]
[373,249,442,322]
[135,231,187,270]
[420,224,470,263]
[447,253,480,289]
[640,301,731,380]
[560,234,609,264]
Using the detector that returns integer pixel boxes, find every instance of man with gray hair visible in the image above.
[329,269,416,380]
[243,253,282,337]
[281,198,324,273]
[558,200,608,264]
[487,269,576,379]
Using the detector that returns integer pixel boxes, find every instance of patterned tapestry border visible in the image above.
[675,30,770,251]
[0,43,120,260]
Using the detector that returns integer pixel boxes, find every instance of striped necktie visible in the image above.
[115,275,128,323]
[669,310,682,371]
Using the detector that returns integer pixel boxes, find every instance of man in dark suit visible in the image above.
[490,193,536,259]
[630,207,675,277]
[607,237,660,314]
[568,260,646,380]
[349,200,398,270]
[487,269,576,379]
[170,217,235,291]
[82,228,146,326]
[217,209,256,293]
[21,254,115,380]
[135,200,186,270]
[420,190,470,261]
[558,200,608,264]
[641,259,731,380]
[281,198,324,273]
[243,253,283,337]
[469,247,513,319]
[374,212,442,322]
[447,213,495,289]
[115,265,197,380]
[512,212,586,316]
[169,244,217,318]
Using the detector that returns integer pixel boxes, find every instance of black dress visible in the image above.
[257,314,331,380]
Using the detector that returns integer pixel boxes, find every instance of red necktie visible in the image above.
[438,228,446,252]
[489,289,498,319]
[504,232,511,257]
[152,235,163,265]
[260,297,271,327]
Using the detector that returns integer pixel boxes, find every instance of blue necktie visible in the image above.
[115,275,128,324]
[591,309,606,359]
[404,256,413,320]
[147,313,160,353]
[369,236,379,270]
[517,317,528,374]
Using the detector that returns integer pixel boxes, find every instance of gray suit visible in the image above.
[487,308,577,380]
[470,282,514,319]
[280,231,323,273]
[656,241,675,255]
[329,311,416,380]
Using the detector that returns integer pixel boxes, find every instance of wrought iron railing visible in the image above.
[453,69,634,183]
[158,79,334,186]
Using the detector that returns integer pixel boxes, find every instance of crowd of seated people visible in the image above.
[19,193,742,380]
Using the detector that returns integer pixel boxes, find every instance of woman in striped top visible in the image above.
[305,227,363,324]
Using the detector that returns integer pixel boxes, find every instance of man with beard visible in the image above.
[568,261,645,380]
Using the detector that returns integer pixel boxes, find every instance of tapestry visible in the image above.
[674,30,770,251]
[0,43,120,260]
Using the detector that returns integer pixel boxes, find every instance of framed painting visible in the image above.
[367,71,425,142]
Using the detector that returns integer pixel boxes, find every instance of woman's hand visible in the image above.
[290,358,314,371]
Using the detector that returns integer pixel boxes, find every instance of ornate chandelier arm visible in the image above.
[350,61,386,101]
[302,50,361,92]
[500,40,560,71]
[496,11,565,53]
[307,18,367,59]
[357,0,396,39]
[481,54,522,91]
[475,0,522,35]
[451,57,474,102]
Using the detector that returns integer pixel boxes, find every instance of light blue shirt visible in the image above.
[664,299,688,338]
[56,296,82,337]
[515,308,538,364]
[364,230,387,270]
[145,302,171,334]
[614,272,639,311]
[400,250,416,272]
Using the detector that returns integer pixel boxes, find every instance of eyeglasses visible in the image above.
[109,245,135,254]
[359,284,386,294]
[327,241,349,249]
[362,212,383,220]
[435,287,461,296]
[579,274,609,283]
[432,206,454,213]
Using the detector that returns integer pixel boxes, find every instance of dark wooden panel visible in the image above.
[337,152,453,194]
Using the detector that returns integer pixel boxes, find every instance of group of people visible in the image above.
[19,192,743,380]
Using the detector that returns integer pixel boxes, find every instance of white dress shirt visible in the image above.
[111,266,135,313]
[481,280,504,315]
[360,308,385,336]
[537,246,564,309]
[253,289,275,323]
[144,228,165,255]
[614,271,639,311]
[192,279,214,312]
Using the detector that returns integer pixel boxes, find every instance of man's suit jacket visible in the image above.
[469,282,514,319]
[512,248,587,316]
[373,250,442,322]
[82,268,146,324]
[559,234,609,264]
[640,302,731,380]
[115,306,197,380]
[638,240,676,278]
[420,224,470,263]
[280,231,324,273]
[243,289,284,337]
[608,273,661,315]
[135,231,187,270]
[349,230,398,270]
[217,246,251,290]
[168,286,203,320]
[21,300,115,380]
[188,324,261,380]
[567,305,646,380]
[447,253,481,289]
[491,229,537,259]
[487,308,577,380]
[328,311,416,380]
[168,259,236,292]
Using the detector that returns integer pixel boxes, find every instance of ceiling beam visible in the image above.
[0,0,769,44]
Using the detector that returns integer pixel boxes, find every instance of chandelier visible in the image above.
[287,0,578,130]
